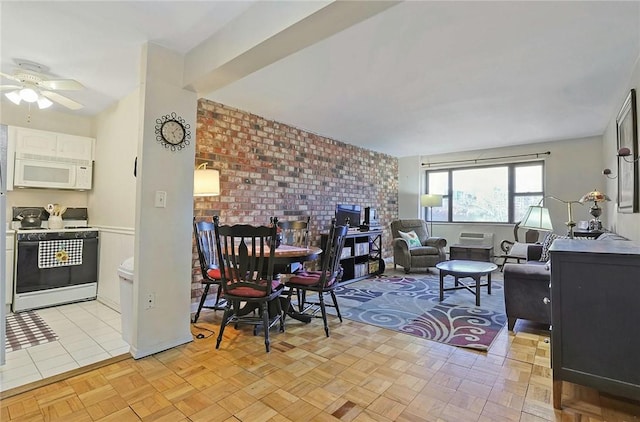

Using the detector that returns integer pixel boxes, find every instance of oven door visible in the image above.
[13,237,98,311]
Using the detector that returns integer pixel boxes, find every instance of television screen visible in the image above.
[335,204,361,228]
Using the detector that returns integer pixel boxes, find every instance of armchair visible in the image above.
[390,219,447,273]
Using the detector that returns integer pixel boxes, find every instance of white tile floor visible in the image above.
[0,300,130,392]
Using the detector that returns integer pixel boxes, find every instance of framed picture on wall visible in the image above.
[616,88,638,213]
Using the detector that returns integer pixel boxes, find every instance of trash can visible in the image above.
[118,257,134,345]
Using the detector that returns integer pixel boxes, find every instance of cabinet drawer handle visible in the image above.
[543,297,551,305]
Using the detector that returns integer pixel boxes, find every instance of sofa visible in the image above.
[503,231,629,330]
[390,219,447,273]
[503,244,550,330]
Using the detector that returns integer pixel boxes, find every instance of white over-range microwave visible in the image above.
[13,154,93,190]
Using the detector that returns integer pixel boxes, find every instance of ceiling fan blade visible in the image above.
[0,71,21,83]
[41,90,83,110]
[0,84,22,91]
[39,79,84,91]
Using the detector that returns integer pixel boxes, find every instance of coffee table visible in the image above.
[436,260,498,306]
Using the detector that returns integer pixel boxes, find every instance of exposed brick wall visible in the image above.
[191,100,398,302]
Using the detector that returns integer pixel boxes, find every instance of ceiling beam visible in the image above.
[183,1,400,95]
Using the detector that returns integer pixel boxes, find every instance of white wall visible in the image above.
[398,135,609,253]
[398,155,421,219]
[0,103,94,136]
[130,43,195,359]
[90,90,140,309]
[601,55,640,241]
[90,90,139,229]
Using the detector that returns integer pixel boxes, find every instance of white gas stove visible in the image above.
[12,219,93,230]
[11,207,99,312]
[12,220,97,241]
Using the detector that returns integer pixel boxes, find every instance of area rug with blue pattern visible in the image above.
[334,270,506,351]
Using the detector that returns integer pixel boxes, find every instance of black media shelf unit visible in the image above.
[323,228,384,284]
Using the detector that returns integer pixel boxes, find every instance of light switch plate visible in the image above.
[154,191,167,208]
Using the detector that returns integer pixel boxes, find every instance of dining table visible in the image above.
[270,244,322,265]
[233,244,323,323]
[271,244,322,323]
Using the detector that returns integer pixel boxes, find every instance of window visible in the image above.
[425,161,544,223]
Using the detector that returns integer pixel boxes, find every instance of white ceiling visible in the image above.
[1,1,639,158]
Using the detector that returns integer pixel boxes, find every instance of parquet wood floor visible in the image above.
[1,313,639,421]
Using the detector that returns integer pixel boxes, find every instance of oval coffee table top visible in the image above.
[436,259,498,274]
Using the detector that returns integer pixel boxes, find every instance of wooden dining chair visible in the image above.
[213,216,285,352]
[285,220,348,337]
[277,216,311,247]
[192,218,225,323]
[274,216,311,275]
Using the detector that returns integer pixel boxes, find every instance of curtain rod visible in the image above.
[421,151,551,167]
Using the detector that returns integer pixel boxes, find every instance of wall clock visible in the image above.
[155,112,191,151]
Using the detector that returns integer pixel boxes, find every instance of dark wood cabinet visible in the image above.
[324,229,383,284]
[549,239,640,408]
[449,244,493,262]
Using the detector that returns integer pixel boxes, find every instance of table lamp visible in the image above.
[579,189,610,230]
[194,163,220,196]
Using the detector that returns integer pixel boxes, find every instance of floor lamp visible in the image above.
[420,194,443,235]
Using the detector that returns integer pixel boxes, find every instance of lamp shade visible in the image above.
[194,164,220,197]
[6,89,55,109]
[5,90,22,105]
[420,194,443,207]
[520,205,554,232]
[579,189,611,203]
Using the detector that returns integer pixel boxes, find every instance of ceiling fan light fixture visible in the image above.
[5,90,22,105]
[37,96,53,109]
[19,87,38,103]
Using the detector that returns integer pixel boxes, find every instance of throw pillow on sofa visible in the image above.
[539,232,569,261]
[508,242,529,258]
[398,230,422,248]
[538,232,594,261]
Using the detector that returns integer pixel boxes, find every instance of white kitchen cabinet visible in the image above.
[56,134,94,161]
[5,232,14,308]
[11,126,57,156]
[11,126,94,161]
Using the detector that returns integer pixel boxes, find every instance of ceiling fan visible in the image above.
[0,60,84,110]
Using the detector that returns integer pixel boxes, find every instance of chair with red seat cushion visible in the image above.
[213,216,284,352]
[273,216,312,305]
[285,220,348,337]
[193,218,225,323]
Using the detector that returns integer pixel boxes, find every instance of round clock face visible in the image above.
[161,120,185,145]
[155,112,191,151]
